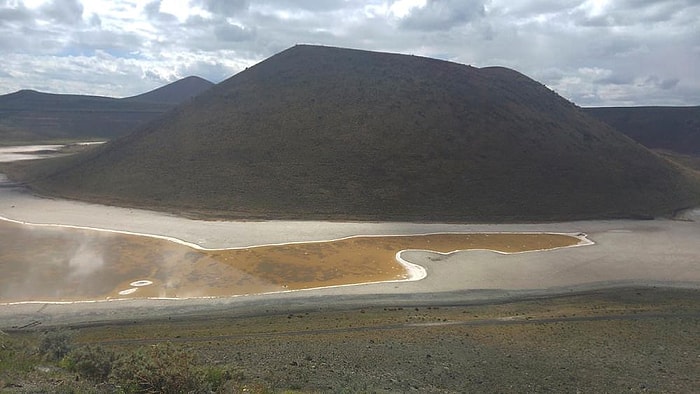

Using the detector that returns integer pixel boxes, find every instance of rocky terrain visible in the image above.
[3,287,698,393]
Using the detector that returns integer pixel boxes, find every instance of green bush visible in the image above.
[38,329,75,361]
[62,345,116,382]
[3,333,240,393]
[109,342,204,393]
[201,366,226,387]
[0,332,38,375]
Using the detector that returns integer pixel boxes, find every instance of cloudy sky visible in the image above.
[0,0,698,106]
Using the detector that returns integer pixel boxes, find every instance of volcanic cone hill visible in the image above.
[18,45,700,221]
[0,76,213,143]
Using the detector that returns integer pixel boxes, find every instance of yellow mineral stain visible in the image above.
[0,220,579,303]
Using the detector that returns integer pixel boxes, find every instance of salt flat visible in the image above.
[1,173,699,328]
[0,145,64,162]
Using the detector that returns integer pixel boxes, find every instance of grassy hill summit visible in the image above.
[17,45,700,221]
[0,76,213,144]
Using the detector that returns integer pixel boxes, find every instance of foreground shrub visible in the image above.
[199,365,242,392]
[38,329,75,361]
[62,345,116,382]
[4,330,254,393]
[109,342,203,393]
[0,332,38,375]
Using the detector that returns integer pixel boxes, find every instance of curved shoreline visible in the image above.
[2,172,700,327]
[1,150,699,330]
[0,214,592,305]
[0,214,591,253]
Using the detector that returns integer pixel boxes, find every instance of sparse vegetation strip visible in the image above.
[2,287,698,393]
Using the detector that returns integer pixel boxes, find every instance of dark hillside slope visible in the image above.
[22,45,700,221]
[0,76,213,143]
[0,90,167,142]
[123,76,214,105]
[585,106,700,155]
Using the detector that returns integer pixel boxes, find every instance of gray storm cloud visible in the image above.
[0,0,697,106]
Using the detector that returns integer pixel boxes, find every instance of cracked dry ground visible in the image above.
[61,287,700,393]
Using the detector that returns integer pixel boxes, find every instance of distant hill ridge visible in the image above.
[123,76,214,105]
[17,45,700,221]
[0,76,214,143]
[0,89,117,110]
[585,106,700,155]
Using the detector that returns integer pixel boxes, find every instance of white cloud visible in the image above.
[389,0,425,18]
[0,0,698,106]
[39,0,83,24]
[400,0,486,31]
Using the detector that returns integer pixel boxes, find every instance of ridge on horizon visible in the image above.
[0,76,215,143]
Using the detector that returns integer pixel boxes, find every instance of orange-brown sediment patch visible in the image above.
[207,233,580,291]
[0,219,579,303]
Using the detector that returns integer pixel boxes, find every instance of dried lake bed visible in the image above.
[0,145,699,327]
[0,144,65,162]
[0,215,583,303]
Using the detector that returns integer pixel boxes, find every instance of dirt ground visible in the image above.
[9,286,697,393]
